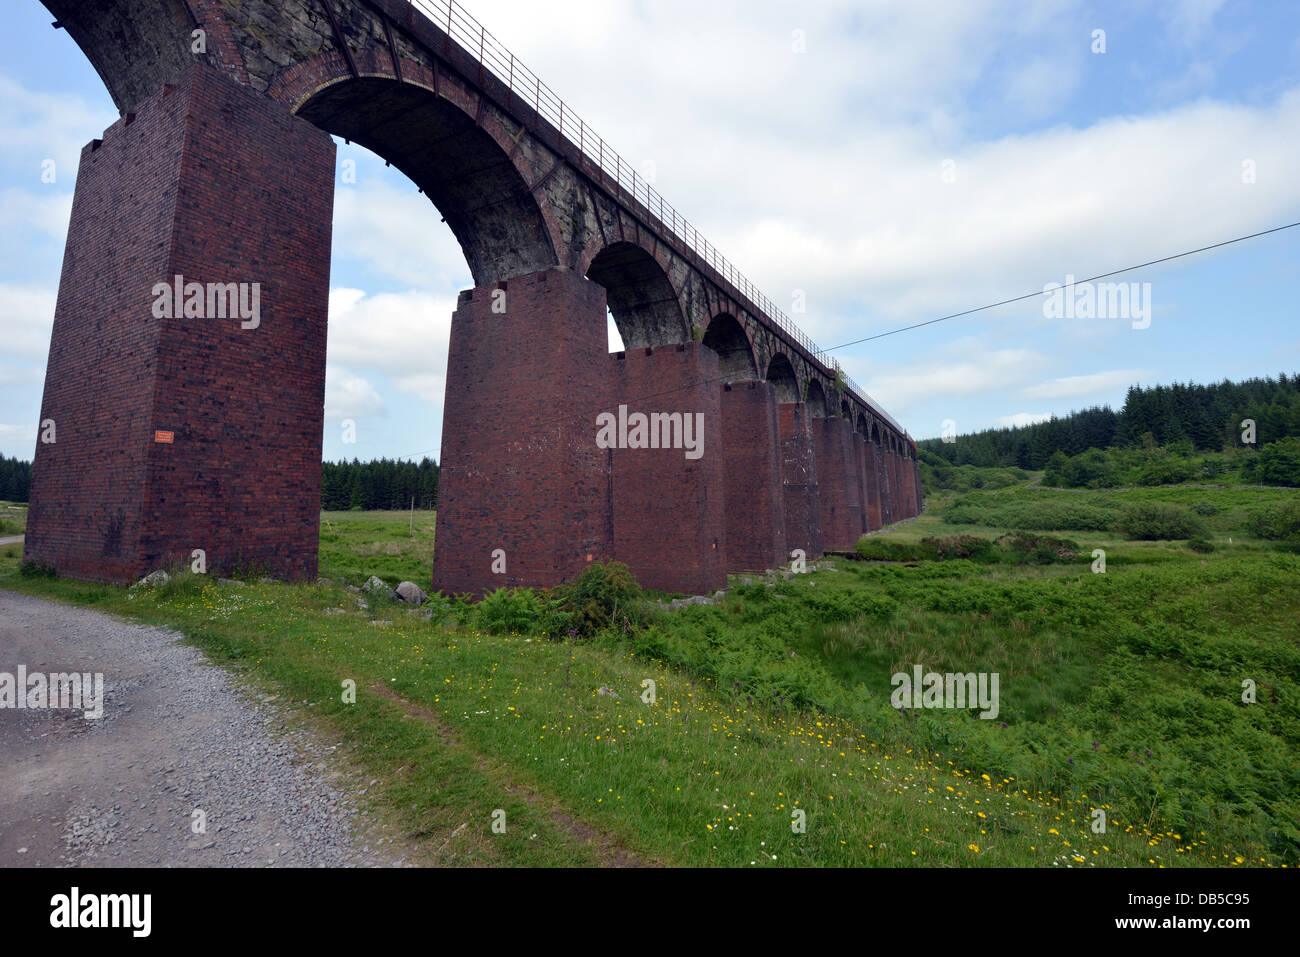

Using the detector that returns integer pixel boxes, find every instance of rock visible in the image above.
[395,581,427,605]
[363,576,397,601]
[217,578,245,587]
[597,686,619,698]
[133,570,169,589]
[664,594,716,610]
[712,590,726,601]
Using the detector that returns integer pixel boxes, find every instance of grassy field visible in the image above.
[319,508,436,584]
[0,502,26,538]
[1,479,1295,867]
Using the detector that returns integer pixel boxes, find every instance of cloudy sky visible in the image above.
[1,0,1297,462]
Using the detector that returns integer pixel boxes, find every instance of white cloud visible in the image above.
[1022,368,1155,400]
[324,369,387,422]
[0,283,56,358]
[0,75,116,180]
[327,286,458,409]
[328,287,454,375]
[0,422,37,458]
[331,171,471,289]
[998,412,1054,428]
[458,1,1300,364]
[852,344,1048,409]
[0,188,72,242]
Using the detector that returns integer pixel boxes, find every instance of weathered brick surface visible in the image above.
[862,437,883,531]
[811,416,862,550]
[26,63,334,583]
[777,402,821,559]
[608,346,727,594]
[888,447,902,522]
[853,432,872,534]
[720,381,786,573]
[907,453,922,516]
[432,274,728,598]
[432,269,613,596]
[876,438,895,526]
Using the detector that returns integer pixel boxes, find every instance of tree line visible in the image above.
[1,456,439,510]
[920,373,1300,469]
[0,455,30,503]
[321,458,439,511]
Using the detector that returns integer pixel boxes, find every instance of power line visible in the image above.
[825,221,1300,351]
[364,219,1300,463]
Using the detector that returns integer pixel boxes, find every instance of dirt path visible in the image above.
[0,590,407,867]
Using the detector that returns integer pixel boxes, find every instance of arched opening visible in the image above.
[296,78,558,285]
[840,398,852,418]
[585,241,688,350]
[871,421,882,444]
[764,353,800,403]
[805,379,829,417]
[701,314,757,382]
[856,413,870,436]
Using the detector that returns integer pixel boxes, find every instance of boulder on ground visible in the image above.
[363,576,397,601]
[133,570,169,589]
[395,581,427,605]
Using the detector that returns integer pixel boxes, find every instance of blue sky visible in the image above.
[1,0,1297,463]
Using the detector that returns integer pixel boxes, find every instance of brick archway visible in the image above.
[582,239,689,349]
[701,313,759,383]
[275,53,563,286]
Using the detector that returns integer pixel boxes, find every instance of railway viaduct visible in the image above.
[24,0,922,596]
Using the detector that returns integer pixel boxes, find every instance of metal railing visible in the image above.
[404,0,899,432]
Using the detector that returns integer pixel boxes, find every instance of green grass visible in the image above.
[319,509,436,585]
[0,484,1294,868]
[0,502,27,538]
[936,482,1298,544]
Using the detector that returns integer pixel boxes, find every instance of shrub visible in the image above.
[473,587,546,636]
[1135,457,1195,486]
[1116,502,1204,540]
[1248,500,1300,543]
[919,535,994,560]
[1187,537,1215,553]
[1191,500,1218,516]
[551,561,645,638]
[941,504,985,525]
[1242,437,1300,487]
[1000,533,1080,563]
[19,559,56,578]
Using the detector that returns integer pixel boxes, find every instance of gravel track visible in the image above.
[0,590,407,868]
